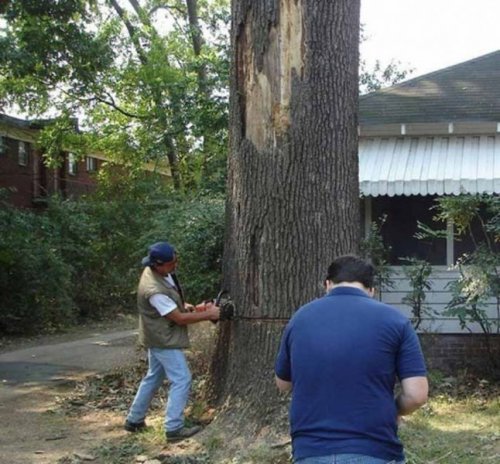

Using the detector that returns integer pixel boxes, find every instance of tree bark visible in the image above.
[211,0,361,429]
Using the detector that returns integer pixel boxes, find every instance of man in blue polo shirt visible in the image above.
[275,255,428,464]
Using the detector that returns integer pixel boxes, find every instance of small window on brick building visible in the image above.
[68,153,77,176]
[86,156,97,172]
[18,141,28,166]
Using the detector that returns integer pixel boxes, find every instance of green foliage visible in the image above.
[0,196,75,334]
[361,214,394,300]
[415,194,499,369]
[45,197,151,318]
[433,195,484,236]
[0,182,225,335]
[0,0,115,113]
[144,194,225,303]
[425,195,500,338]
[0,174,163,334]
[0,0,230,192]
[359,59,414,94]
[416,195,500,339]
[446,249,499,336]
[401,257,433,330]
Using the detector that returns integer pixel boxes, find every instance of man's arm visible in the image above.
[166,302,219,325]
[275,375,292,392]
[396,376,428,416]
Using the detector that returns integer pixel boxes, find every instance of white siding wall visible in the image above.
[381,266,500,333]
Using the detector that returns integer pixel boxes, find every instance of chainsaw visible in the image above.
[194,290,234,322]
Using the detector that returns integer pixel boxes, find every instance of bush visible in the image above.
[0,184,158,334]
[44,196,152,319]
[0,200,75,334]
[0,184,225,335]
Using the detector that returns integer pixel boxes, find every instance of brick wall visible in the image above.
[419,333,500,377]
[0,137,35,208]
[61,155,100,198]
[1,134,99,208]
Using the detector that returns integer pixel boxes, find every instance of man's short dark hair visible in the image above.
[326,255,375,289]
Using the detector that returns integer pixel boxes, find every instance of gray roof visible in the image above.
[0,113,60,130]
[360,50,500,125]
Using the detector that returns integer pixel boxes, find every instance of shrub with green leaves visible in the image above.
[416,194,500,369]
[44,196,151,319]
[0,178,159,334]
[0,183,225,335]
[361,214,394,300]
[0,199,75,334]
[400,257,433,330]
[144,195,225,304]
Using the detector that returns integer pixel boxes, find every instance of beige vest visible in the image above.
[137,267,189,349]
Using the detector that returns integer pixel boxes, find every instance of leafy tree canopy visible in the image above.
[0,3,408,192]
[0,0,229,192]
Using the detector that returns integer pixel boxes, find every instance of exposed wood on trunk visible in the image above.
[241,0,304,150]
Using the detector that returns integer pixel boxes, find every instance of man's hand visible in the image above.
[275,375,292,392]
[204,301,220,321]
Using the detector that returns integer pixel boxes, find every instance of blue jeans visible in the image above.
[296,455,405,464]
[126,348,192,432]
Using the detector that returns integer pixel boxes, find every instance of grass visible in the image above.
[400,374,500,464]
[71,370,499,463]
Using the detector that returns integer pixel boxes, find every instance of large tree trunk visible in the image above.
[211,0,360,429]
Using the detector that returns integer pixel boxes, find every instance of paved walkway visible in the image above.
[0,329,139,385]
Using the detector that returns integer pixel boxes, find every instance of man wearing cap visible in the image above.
[275,255,428,464]
[125,241,220,442]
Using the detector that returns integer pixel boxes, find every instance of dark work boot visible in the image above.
[124,420,146,432]
[165,425,202,442]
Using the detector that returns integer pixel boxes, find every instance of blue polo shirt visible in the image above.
[275,287,426,462]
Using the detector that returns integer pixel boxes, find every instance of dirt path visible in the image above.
[0,326,141,464]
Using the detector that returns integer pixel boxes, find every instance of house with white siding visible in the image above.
[358,50,500,336]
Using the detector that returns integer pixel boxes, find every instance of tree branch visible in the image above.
[185,0,208,95]
[107,0,148,65]
[150,4,187,17]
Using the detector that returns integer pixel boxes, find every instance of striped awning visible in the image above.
[359,135,500,196]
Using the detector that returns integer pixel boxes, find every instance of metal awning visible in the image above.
[359,135,500,196]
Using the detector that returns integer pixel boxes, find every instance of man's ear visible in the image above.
[325,280,334,292]
[367,287,376,298]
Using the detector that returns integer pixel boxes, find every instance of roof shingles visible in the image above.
[360,50,500,125]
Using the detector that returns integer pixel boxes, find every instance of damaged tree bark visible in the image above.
[212,0,361,429]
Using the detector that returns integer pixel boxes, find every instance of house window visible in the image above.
[68,153,77,176]
[86,156,97,172]
[18,141,29,166]
[371,195,447,265]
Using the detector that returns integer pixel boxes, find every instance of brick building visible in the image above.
[0,113,102,208]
